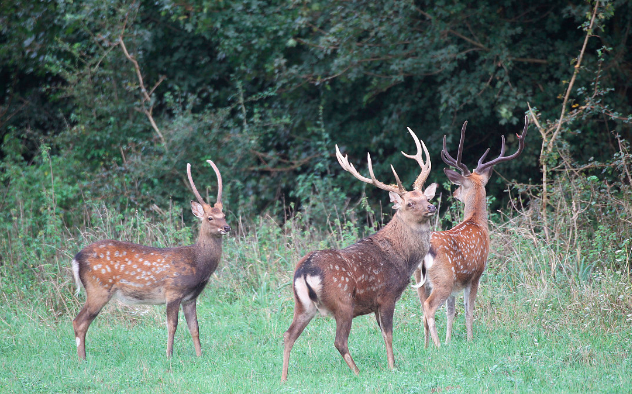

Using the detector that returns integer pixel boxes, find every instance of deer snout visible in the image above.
[219,225,231,235]
[427,204,437,214]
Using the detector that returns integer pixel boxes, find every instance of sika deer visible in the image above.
[413,117,528,347]
[281,129,437,381]
[71,160,231,359]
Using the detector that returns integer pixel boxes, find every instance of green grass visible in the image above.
[1,206,631,392]
[2,270,631,393]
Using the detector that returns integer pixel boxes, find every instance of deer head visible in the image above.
[187,160,231,237]
[441,116,528,205]
[335,127,437,221]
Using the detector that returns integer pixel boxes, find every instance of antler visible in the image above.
[402,127,432,190]
[187,163,207,206]
[187,160,224,207]
[335,146,405,195]
[206,160,223,207]
[441,121,472,175]
[474,115,529,174]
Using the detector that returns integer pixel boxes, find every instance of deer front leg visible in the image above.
[165,298,182,358]
[376,303,396,370]
[182,300,202,357]
[334,310,359,375]
[445,295,456,344]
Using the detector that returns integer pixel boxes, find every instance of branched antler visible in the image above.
[335,129,432,195]
[402,127,431,190]
[441,121,471,175]
[474,116,528,174]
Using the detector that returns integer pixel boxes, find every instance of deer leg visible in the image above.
[423,286,451,348]
[413,268,429,305]
[334,310,359,375]
[165,298,182,358]
[464,279,480,341]
[377,304,396,370]
[281,303,317,382]
[73,287,111,360]
[414,269,431,348]
[422,314,430,349]
[182,300,202,357]
[445,295,456,344]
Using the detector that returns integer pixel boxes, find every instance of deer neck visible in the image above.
[463,186,488,228]
[195,228,223,262]
[375,212,431,270]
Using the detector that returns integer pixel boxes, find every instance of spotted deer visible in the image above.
[413,117,528,347]
[71,160,231,359]
[281,129,437,382]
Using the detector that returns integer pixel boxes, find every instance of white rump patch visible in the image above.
[411,254,433,289]
[71,259,82,296]
[294,275,322,310]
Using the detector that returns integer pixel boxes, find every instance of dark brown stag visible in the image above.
[281,129,437,381]
[413,117,528,347]
[72,160,231,359]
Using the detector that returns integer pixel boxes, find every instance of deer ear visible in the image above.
[423,183,437,200]
[389,192,403,210]
[191,200,204,219]
[476,166,493,183]
[444,168,465,185]
[453,186,464,202]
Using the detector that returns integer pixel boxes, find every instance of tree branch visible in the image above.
[118,14,168,149]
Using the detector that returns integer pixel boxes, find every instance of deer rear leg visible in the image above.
[445,295,456,344]
[281,302,317,382]
[165,298,183,358]
[414,269,430,348]
[334,309,359,375]
[376,304,396,370]
[423,286,451,348]
[464,279,480,341]
[182,300,202,357]
[73,287,112,360]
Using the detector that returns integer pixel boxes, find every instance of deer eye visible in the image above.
[208,217,214,221]
[407,202,414,208]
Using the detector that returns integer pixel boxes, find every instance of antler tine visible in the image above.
[474,115,529,174]
[206,160,223,206]
[390,165,406,195]
[335,145,401,194]
[402,127,432,190]
[187,163,207,206]
[440,121,472,175]
[336,145,373,184]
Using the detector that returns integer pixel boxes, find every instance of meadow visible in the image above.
[1,203,631,393]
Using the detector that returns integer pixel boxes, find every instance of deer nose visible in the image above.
[223,225,231,233]
[427,205,436,213]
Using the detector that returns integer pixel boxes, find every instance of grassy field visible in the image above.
[1,208,631,393]
[2,264,631,393]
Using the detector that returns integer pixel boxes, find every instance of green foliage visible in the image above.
[2,0,632,228]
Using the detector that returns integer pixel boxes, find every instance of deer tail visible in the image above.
[71,258,83,296]
[412,252,433,289]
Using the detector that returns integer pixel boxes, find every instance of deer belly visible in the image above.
[114,286,166,305]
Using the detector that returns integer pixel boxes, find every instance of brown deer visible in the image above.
[413,116,528,347]
[281,129,437,382]
[71,160,231,359]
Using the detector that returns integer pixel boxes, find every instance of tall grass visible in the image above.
[1,164,631,391]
